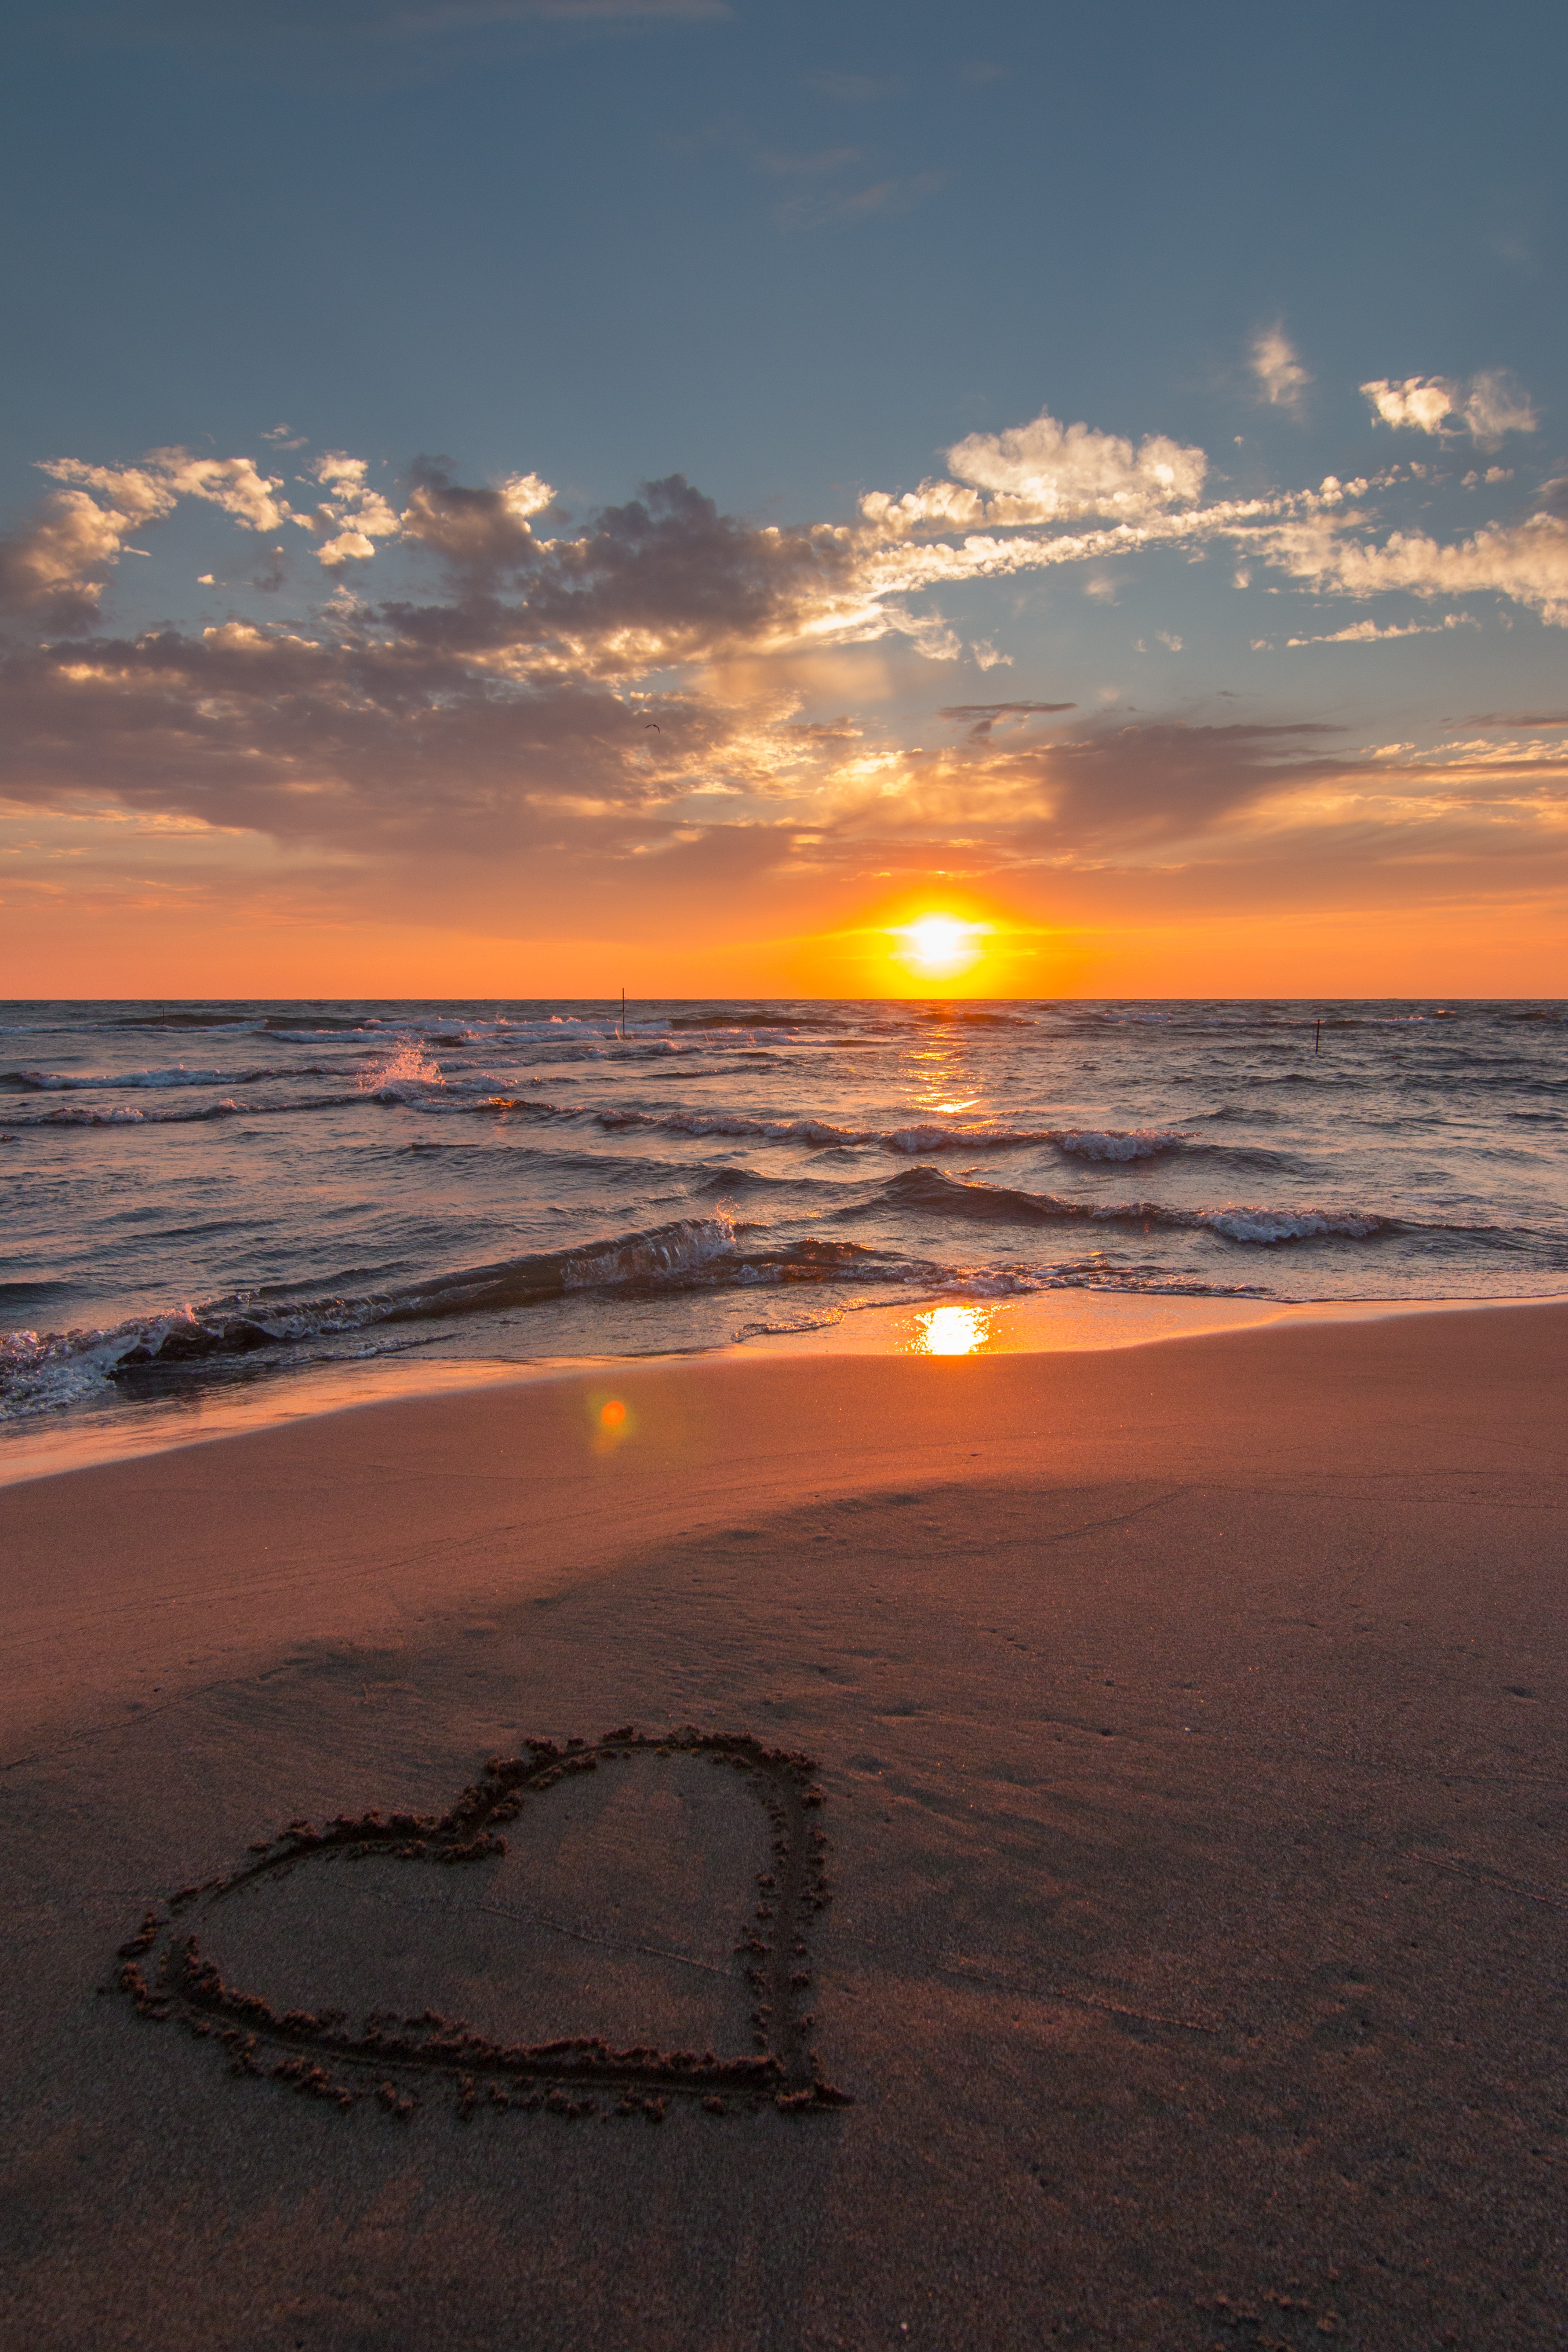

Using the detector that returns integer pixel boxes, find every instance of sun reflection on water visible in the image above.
[913,1304,990,1357]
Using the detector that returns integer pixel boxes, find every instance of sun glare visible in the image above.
[895,914,984,976]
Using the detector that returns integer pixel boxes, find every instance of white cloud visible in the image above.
[148,451,291,531]
[3,449,290,615]
[861,409,1207,539]
[1361,371,1537,447]
[1284,612,1480,648]
[1261,509,1568,625]
[300,451,404,566]
[0,489,142,611]
[36,448,290,538]
[1250,326,1312,417]
[1362,377,1454,435]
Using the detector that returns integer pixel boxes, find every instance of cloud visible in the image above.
[938,699,1075,739]
[0,448,299,618]
[1361,370,1538,446]
[1250,325,1312,418]
[862,410,1207,537]
[44,449,292,532]
[0,490,147,624]
[297,451,404,566]
[1284,613,1479,648]
[858,717,1358,852]
[7,393,1568,946]
[1456,711,1568,729]
[774,172,946,229]
[1260,508,1568,625]
[375,458,550,579]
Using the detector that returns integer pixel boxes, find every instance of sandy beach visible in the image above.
[1,1304,1564,2350]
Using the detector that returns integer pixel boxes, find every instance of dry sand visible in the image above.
[0,1305,1565,2350]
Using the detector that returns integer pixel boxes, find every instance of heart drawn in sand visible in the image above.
[111,1727,849,2123]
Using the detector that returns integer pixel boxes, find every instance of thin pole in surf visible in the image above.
[1315,1019,1321,1056]
[620,987,627,1042]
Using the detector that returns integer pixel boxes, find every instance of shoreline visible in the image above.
[3,1281,1565,1489]
[2,1301,1565,2346]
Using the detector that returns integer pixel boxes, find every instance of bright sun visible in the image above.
[902,915,976,973]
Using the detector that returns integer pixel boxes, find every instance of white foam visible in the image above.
[1196,1206,1390,1243]
[561,1214,736,1289]
[1051,1127,1186,1161]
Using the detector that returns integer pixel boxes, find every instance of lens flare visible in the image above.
[588,1391,634,1452]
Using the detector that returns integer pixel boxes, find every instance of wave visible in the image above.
[860,1166,1401,1243]
[0,1214,743,1414]
[12,1092,379,1126]
[0,1063,346,1092]
[23,1099,247,1126]
[590,1105,1188,1159]
[0,1211,1042,1419]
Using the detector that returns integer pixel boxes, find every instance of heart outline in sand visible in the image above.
[112,1726,849,2121]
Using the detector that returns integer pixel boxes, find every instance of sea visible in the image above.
[2,997,1564,1470]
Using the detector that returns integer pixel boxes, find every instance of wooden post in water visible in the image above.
[1315,1019,1321,1056]
[620,987,627,1042]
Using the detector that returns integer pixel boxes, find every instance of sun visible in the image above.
[898,914,982,975]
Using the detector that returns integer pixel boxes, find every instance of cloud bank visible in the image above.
[2,373,1564,954]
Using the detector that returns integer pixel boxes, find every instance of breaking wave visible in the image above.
[0,1215,743,1416]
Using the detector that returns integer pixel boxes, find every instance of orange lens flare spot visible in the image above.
[599,1399,627,1429]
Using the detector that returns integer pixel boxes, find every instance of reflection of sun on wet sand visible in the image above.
[2,1302,1566,2349]
[910,1303,989,1355]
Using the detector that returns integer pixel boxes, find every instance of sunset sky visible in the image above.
[3,0,1564,999]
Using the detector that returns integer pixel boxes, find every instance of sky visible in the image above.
[1,0,1565,999]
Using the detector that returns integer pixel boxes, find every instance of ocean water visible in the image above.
[2,997,1565,1449]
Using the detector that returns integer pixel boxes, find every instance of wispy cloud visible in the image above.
[1284,612,1479,648]
[774,171,945,229]
[1455,710,1568,729]
[1250,325,1312,418]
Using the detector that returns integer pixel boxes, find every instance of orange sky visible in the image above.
[7,869,1565,1001]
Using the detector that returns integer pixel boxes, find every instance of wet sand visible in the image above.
[1,1305,1565,2349]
